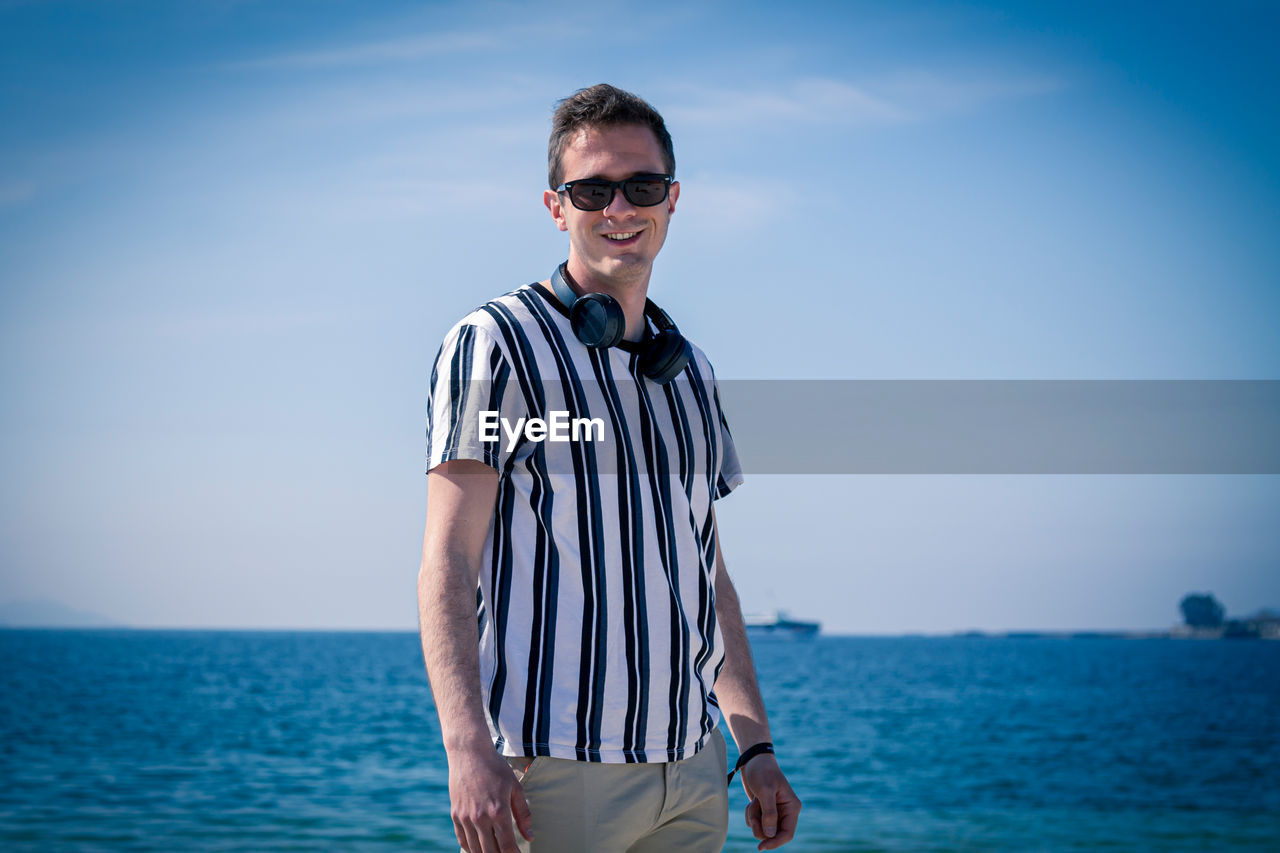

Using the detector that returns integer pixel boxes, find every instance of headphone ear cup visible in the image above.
[639,329,692,384]
[570,293,626,348]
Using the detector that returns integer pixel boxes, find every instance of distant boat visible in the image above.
[745,611,820,639]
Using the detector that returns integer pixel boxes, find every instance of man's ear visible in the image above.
[667,180,679,216]
[544,189,569,232]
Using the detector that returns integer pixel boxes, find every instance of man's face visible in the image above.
[544,123,679,291]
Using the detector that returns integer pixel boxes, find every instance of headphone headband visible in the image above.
[549,262,579,313]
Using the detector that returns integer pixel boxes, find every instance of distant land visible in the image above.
[0,599,124,628]
[954,608,1280,641]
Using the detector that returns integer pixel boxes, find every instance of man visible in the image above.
[420,83,800,853]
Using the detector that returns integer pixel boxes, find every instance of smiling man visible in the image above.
[420,84,800,853]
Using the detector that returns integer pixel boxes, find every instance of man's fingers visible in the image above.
[777,795,801,841]
[453,817,469,852]
[745,798,765,840]
[759,804,798,849]
[762,804,778,838]
[457,814,511,853]
[461,823,483,853]
[757,788,802,850]
[510,783,534,842]
[490,813,521,853]
[757,785,779,838]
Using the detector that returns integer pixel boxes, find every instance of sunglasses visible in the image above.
[555,174,673,211]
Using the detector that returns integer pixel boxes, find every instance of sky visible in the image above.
[1,0,1277,634]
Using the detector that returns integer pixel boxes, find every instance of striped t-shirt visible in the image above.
[425,282,743,763]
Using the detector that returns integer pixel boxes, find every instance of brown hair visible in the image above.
[547,84,676,190]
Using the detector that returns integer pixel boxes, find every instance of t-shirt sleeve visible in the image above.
[425,322,524,474]
[712,374,744,499]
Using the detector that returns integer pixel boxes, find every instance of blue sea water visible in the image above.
[1,631,1277,851]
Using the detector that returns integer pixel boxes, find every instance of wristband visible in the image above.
[726,741,774,784]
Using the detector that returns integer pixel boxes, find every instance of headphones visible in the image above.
[550,262,692,385]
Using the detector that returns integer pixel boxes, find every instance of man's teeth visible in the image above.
[605,232,639,241]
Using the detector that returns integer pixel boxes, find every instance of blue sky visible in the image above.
[1,0,1277,632]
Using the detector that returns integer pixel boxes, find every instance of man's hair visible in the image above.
[548,84,676,190]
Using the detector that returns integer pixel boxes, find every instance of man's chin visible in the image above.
[589,256,650,286]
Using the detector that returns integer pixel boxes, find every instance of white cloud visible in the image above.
[871,68,1066,118]
[149,308,339,340]
[224,23,561,71]
[675,174,798,234]
[667,68,1065,129]
[668,77,906,128]
[227,31,496,70]
[328,177,532,221]
[0,179,37,208]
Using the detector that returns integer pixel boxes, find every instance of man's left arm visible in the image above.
[712,510,802,850]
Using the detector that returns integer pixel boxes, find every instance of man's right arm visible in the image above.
[419,459,533,853]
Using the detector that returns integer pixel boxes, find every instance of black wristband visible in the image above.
[726,741,775,784]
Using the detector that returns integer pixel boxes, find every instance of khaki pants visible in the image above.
[503,728,729,853]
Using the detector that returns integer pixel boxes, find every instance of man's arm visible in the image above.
[419,459,533,853]
[712,510,802,851]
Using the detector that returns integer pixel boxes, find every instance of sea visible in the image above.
[2,631,1277,851]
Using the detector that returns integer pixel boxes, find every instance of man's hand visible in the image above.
[448,743,534,853]
[739,753,801,850]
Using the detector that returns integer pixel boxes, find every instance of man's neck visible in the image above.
[564,258,651,342]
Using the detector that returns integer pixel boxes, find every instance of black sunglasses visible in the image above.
[555,174,673,211]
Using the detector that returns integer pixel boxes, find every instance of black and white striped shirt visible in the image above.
[425,282,743,763]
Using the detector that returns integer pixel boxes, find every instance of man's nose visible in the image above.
[602,186,639,216]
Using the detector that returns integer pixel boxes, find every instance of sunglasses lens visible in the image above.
[623,178,669,206]
[569,182,613,211]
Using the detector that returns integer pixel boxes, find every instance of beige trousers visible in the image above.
[502,728,729,853]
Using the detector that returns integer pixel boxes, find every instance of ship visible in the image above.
[744,610,820,639]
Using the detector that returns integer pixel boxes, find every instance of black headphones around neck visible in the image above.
[549,262,692,385]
